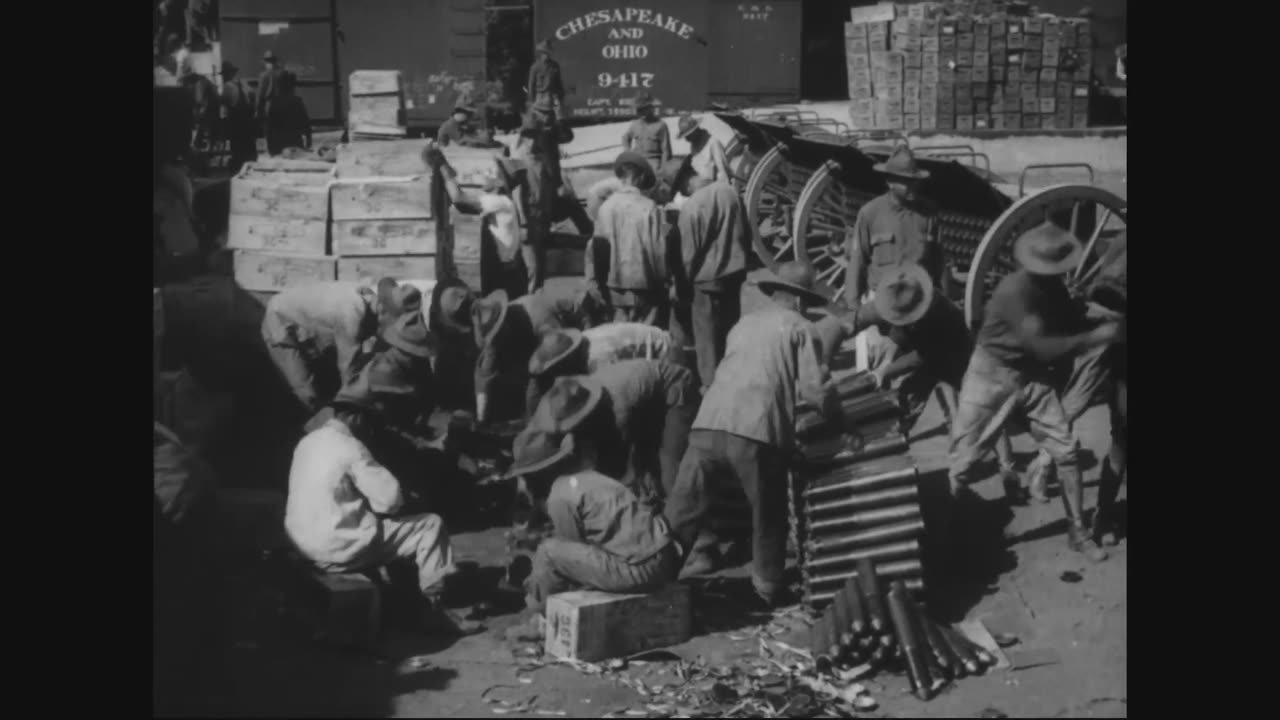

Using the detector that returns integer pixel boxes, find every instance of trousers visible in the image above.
[610,288,669,328]
[664,429,790,599]
[315,513,456,597]
[525,538,679,612]
[689,280,743,393]
[266,342,341,414]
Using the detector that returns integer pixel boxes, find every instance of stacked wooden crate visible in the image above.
[348,70,408,140]
[227,160,336,294]
[846,2,1093,132]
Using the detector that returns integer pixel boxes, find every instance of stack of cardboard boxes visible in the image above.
[846,1,1094,132]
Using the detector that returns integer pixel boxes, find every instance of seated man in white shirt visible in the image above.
[285,354,482,636]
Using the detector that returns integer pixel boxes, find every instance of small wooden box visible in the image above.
[956,114,974,130]
[1024,18,1044,34]
[904,113,921,131]
[850,84,874,100]
[867,20,888,39]
[1005,112,1022,129]
[1040,68,1059,83]
[336,255,438,282]
[227,215,328,255]
[230,171,331,222]
[886,51,906,69]
[991,38,1007,56]
[975,34,990,52]
[922,19,939,36]
[870,51,890,70]
[1006,33,1024,50]
[885,113,905,130]
[991,113,1006,129]
[331,178,434,222]
[1039,81,1057,98]
[935,113,955,130]
[974,51,990,68]
[336,139,429,179]
[1022,114,1042,130]
[1022,98,1040,114]
[1072,113,1090,128]
[348,96,404,128]
[973,67,990,83]
[956,68,974,84]
[904,97,921,114]
[233,251,336,293]
[1021,83,1040,99]
[349,70,404,96]
[869,35,888,51]
[850,113,875,129]
[973,114,991,129]
[993,66,1007,82]
[849,53,870,70]
[886,69,905,86]
[895,34,920,52]
[905,52,922,69]
[904,81,922,99]
[922,66,940,83]
[845,22,868,40]
[847,36,870,54]
[957,33,975,50]
[852,98,876,117]
[991,19,1006,37]
[1041,114,1059,130]
[957,50,973,66]
[957,17,974,33]
[332,219,440,256]
[1039,98,1057,113]
[892,17,910,35]
[922,36,940,52]
[850,68,872,85]
[1022,54,1042,70]
[940,34,956,50]
[545,584,696,661]
[1025,34,1044,51]
[904,68,921,84]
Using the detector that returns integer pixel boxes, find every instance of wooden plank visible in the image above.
[230,174,330,221]
[332,219,439,256]
[233,251,336,293]
[348,70,403,96]
[450,208,483,264]
[348,95,404,128]
[331,177,433,221]
[242,158,335,174]
[351,123,410,138]
[335,139,430,179]
[336,255,437,282]
[227,215,328,256]
[544,584,692,663]
[442,146,507,188]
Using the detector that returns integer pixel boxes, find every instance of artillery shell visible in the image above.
[843,576,867,637]
[942,626,982,675]
[918,604,963,677]
[802,433,910,469]
[888,581,934,700]
[805,519,926,555]
[806,577,923,606]
[843,390,904,425]
[804,453,916,499]
[809,558,924,590]
[807,483,920,518]
[806,540,921,571]
[857,558,889,633]
[809,613,832,658]
[831,584,854,648]
[808,503,922,535]
[910,601,952,683]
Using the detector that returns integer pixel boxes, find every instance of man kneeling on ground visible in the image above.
[285,354,483,636]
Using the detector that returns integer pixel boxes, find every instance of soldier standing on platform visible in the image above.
[219,62,258,175]
[527,40,565,126]
[622,92,672,173]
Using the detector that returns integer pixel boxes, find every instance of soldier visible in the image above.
[947,223,1123,562]
[622,92,672,172]
[677,114,731,186]
[264,71,311,156]
[220,61,258,174]
[255,50,287,136]
[526,40,565,126]
[586,151,672,326]
[663,261,839,608]
[437,99,493,148]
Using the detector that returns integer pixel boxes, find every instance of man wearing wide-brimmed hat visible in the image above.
[622,92,672,172]
[506,426,682,618]
[285,353,483,638]
[262,278,423,416]
[949,222,1123,562]
[255,49,287,129]
[586,150,673,325]
[436,96,494,148]
[677,114,731,186]
[526,349,698,501]
[664,260,838,609]
[526,40,565,125]
[219,60,258,174]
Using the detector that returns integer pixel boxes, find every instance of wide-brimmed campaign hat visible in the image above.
[872,145,930,180]
[614,151,657,191]
[453,98,477,115]
[757,261,829,307]
[873,263,935,326]
[262,50,279,62]
[634,92,661,110]
[677,114,700,139]
[471,290,511,345]
[535,376,604,434]
[535,40,553,55]
[506,430,575,478]
[382,310,434,359]
[377,278,424,319]
[1013,221,1084,276]
[365,353,418,397]
[528,329,586,377]
[658,157,692,194]
[436,285,476,334]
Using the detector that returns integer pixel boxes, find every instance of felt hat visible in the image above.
[365,353,418,397]
[535,40,553,55]
[873,263,935,326]
[436,285,476,334]
[528,329,586,377]
[756,261,829,307]
[634,91,661,110]
[677,114,700,139]
[506,430,575,478]
[614,150,657,192]
[872,145,930,180]
[262,50,279,62]
[1013,222,1084,276]
[471,290,511,345]
[382,310,434,359]
[535,376,604,434]
[377,278,424,318]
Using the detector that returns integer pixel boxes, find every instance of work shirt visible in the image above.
[592,358,697,427]
[676,181,753,291]
[527,56,565,108]
[285,419,405,566]
[221,78,256,131]
[845,192,942,306]
[976,269,1090,372]
[480,192,522,262]
[546,470,672,564]
[689,136,730,183]
[475,292,585,401]
[622,118,672,166]
[693,305,832,450]
[437,118,491,148]
[255,66,287,118]
[584,323,675,372]
[262,282,377,382]
[587,186,668,291]
[853,294,972,386]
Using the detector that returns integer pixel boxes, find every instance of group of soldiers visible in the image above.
[270,89,1126,636]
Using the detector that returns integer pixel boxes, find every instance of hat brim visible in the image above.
[475,290,511,345]
[384,332,434,359]
[529,330,586,377]
[506,434,576,478]
[1014,238,1084,276]
[614,156,658,191]
[873,266,935,327]
[873,162,930,180]
[757,279,829,307]
[546,380,604,434]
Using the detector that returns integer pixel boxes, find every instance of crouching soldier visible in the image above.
[284,354,482,636]
[508,430,682,621]
[262,279,422,416]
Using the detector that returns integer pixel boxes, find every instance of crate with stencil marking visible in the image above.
[544,584,691,662]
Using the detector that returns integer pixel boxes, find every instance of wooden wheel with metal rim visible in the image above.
[724,135,763,194]
[790,160,880,302]
[744,144,819,271]
[963,183,1128,329]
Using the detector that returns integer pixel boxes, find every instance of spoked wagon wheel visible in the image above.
[744,144,818,271]
[791,160,879,302]
[964,184,1128,329]
[724,135,763,194]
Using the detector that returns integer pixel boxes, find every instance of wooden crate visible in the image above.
[348,96,404,128]
[233,251,336,293]
[332,219,439,256]
[544,584,692,662]
[349,70,403,96]
[442,146,507,189]
[336,139,430,179]
[336,255,437,282]
[227,215,328,255]
[331,177,434,221]
[230,170,331,221]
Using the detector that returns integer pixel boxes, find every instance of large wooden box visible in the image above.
[544,584,692,663]
[227,215,328,255]
[441,146,507,188]
[233,250,337,293]
[230,167,331,221]
[331,177,434,221]
[349,96,404,128]
[349,70,403,96]
[332,219,439,256]
[335,139,430,179]
[336,255,436,283]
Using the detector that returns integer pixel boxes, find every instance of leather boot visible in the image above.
[1093,459,1123,547]
[1058,463,1107,562]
